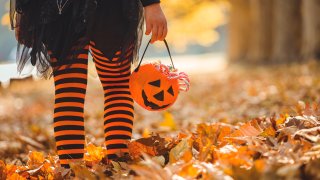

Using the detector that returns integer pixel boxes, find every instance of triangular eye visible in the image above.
[148,79,161,87]
[154,90,164,101]
[167,86,174,96]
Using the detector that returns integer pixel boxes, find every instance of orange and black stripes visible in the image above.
[90,41,134,160]
[51,45,89,168]
[51,41,135,168]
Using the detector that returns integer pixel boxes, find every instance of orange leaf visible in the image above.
[254,159,266,173]
[6,164,18,176]
[27,151,45,169]
[40,161,54,175]
[0,160,6,179]
[128,141,157,160]
[215,145,254,168]
[230,121,262,137]
[218,125,232,142]
[84,143,107,163]
[178,162,202,178]
[7,173,26,180]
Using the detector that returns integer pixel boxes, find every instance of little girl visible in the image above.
[10,0,167,168]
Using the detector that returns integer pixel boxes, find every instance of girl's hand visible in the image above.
[144,3,167,44]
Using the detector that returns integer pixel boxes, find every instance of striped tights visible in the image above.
[51,41,134,168]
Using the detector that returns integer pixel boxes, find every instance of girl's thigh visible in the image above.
[89,0,142,60]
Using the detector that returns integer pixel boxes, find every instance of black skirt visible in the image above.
[10,0,144,79]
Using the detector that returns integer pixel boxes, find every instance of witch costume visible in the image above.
[10,0,159,79]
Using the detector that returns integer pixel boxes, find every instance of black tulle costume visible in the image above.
[10,0,159,79]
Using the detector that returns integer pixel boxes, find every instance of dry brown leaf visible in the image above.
[17,135,45,150]
[128,135,168,160]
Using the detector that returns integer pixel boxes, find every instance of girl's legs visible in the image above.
[51,40,134,168]
[51,45,89,168]
[89,41,134,160]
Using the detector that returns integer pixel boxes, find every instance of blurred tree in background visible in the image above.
[229,0,320,63]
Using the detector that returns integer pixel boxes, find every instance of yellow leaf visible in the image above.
[84,143,106,163]
[276,114,289,126]
[27,151,45,169]
[159,112,177,131]
[142,128,151,138]
[260,126,276,137]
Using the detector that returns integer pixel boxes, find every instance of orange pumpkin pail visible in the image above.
[129,39,190,111]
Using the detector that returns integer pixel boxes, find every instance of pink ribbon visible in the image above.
[151,62,190,92]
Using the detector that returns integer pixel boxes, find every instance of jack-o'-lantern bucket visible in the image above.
[129,39,190,111]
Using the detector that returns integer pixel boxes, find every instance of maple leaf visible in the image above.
[27,151,45,169]
[84,143,107,163]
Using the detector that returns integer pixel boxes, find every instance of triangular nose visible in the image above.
[153,90,164,101]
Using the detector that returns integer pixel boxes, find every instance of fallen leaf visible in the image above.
[169,138,191,163]
[159,112,177,131]
[27,151,45,169]
[84,143,107,163]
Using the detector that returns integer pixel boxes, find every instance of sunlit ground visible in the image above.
[0,57,318,163]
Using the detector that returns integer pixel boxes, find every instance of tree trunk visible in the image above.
[302,0,320,60]
[228,0,251,62]
[272,0,302,62]
[247,0,273,63]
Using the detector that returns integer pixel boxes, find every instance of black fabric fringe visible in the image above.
[10,0,144,79]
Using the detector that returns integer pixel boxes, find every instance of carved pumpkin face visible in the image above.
[129,63,179,111]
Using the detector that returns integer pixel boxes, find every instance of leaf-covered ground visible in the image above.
[0,62,320,179]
